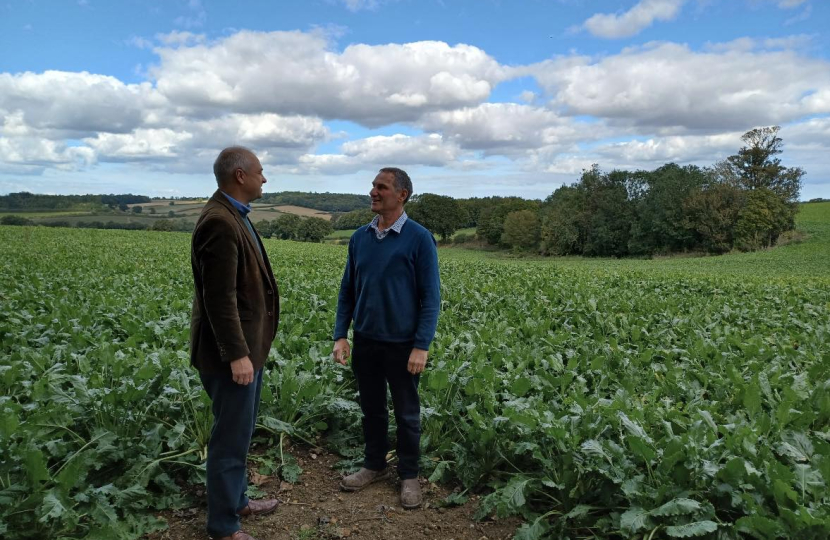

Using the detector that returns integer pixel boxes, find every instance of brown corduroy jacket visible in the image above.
[189,190,279,374]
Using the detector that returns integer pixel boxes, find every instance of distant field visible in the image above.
[326,228,355,239]
[273,205,332,220]
[130,200,206,209]
[3,200,332,227]
[451,227,476,238]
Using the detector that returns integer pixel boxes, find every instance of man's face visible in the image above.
[370,172,405,214]
[241,154,267,202]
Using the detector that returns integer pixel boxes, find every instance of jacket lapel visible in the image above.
[210,190,272,281]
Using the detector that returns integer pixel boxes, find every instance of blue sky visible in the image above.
[1,0,828,200]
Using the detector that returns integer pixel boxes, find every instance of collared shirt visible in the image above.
[368,211,408,240]
[220,191,252,216]
[221,191,261,257]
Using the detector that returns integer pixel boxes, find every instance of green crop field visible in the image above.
[1,203,829,539]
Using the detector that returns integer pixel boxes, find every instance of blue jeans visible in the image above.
[351,334,421,479]
[199,368,263,538]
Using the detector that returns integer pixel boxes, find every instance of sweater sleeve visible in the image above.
[333,234,356,341]
[413,231,441,350]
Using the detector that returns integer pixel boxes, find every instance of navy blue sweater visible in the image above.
[334,219,440,350]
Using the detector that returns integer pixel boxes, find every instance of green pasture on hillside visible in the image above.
[0,202,828,539]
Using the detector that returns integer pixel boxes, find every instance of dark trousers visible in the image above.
[351,334,421,479]
[199,368,263,538]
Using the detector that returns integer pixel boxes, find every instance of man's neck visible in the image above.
[377,209,404,231]
[221,187,250,206]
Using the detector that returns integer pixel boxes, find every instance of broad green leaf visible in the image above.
[25,448,49,486]
[511,377,532,397]
[744,380,762,415]
[429,370,449,390]
[736,515,782,540]
[620,507,651,534]
[651,498,701,517]
[665,521,717,538]
[38,492,69,523]
[514,516,550,540]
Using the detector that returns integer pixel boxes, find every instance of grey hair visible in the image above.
[379,167,413,204]
[213,146,254,186]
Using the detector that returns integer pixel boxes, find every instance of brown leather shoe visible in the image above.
[339,467,390,492]
[400,478,422,509]
[238,498,280,517]
[214,530,259,540]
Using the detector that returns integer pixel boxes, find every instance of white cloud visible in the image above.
[529,41,830,130]
[84,129,193,161]
[149,32,506,126]
[175,0,206,28]
[582,0,687,39]
[0,71,165,136]
[593,132,741,164]
[127,36,154,49]
[0,137,94,172]
[341,0,381,11]
[296,134,461,174]
[784,5,812,25]
[420,103,607,154]
[331,0,397,12]
[778,0,807,8]
[156,30,206,46]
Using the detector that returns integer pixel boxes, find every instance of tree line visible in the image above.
[332,126,803,256]
[258,191,370,212]
[253,214,334,243]
[0,192,151,210]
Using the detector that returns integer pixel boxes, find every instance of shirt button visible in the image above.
[267,311,273,317]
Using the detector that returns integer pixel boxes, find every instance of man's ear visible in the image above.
[399,189,408,203]
[234,168,245,184]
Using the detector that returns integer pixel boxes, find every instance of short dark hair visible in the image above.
[379,167,413,204]
[214,146,254,186]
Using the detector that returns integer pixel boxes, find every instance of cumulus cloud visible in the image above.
[582,0,687,39]
[149,31,506,126]
[593,132,741,164]
[420,103,608,154]
[84,129,194,161]
[529,41,830,131]
[0,137,95,173]
[0,71,165,137]
[296,134,461,174]
[157,30,206,46]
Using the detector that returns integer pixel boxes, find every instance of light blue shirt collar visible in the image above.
[220,191,252,217]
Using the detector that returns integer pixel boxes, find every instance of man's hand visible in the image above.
[407,348,428,375]
[333,338,351,365]
[230,356,255,385]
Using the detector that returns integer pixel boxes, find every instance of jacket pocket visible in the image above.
[238,310,254,320]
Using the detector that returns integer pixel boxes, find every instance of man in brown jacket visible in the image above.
[190,146,279,540]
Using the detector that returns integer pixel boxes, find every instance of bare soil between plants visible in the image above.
[145,443,519,540]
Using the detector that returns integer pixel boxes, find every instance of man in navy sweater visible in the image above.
[332,167,440,509]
